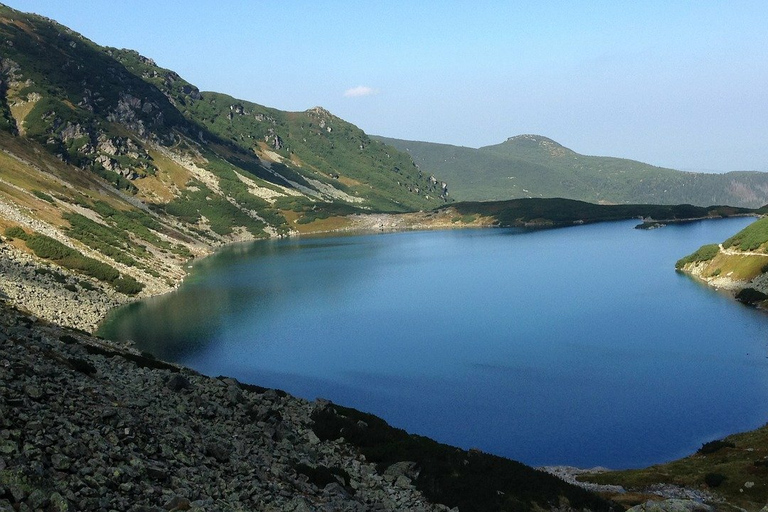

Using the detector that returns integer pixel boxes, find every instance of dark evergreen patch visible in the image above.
[698,439,736,455]
[735,287,768,306]
[311,403,616,512]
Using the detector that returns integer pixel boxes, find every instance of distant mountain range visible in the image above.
[375,134,768,208]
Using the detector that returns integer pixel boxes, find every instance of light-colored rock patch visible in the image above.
[234,170,299,203]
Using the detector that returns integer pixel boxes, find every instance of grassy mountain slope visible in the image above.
[376,134,768,208]
[110,48,449,211]
[674,216,768,307]
[0,3,448,300]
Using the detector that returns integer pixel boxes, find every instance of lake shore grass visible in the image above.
[579,425,768,511]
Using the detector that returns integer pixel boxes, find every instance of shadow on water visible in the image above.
[97,235,384,360]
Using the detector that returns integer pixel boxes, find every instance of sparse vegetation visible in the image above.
[581,425,768,511]
[698,439,736,454]
[4,226,27,240]
[15,231,143,295]
[704,473,727,488]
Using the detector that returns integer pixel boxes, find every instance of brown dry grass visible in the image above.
[702,252,768,282]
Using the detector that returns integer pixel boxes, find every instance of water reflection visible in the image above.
[98,236,386,360]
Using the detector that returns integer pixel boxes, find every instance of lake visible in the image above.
[98,217,768,469]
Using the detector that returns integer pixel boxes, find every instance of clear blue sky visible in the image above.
[4,1,768,172]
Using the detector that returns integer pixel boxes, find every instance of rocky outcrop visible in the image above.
[0,302,451,511]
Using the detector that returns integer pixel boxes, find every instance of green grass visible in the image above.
[165,90,446,212]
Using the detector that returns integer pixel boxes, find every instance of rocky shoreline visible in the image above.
[0,301,454,511]
[0,243,125,332]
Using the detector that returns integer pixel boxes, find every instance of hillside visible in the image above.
[439,198,758,229]
[675,216,768,307]
[375,135,768,208]
[0,3,449,325]
[0,5,447,214]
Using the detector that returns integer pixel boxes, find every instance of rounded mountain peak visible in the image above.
[482,134,575,158]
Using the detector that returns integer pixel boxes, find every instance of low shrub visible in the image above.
[32,190,55,203]
[675,244,720,270]
[723,217,768,251]
[26,234,78,260]
[311,403,615,512]
[735,288,768,305]
[112,276,144,296]
[68,357,97,375]
[698,439,736,454]
[18,232,142,294]
[704,473,727,488]
[34,268,67,283]
[4,226,28,240]
[294,463,352,491]
[78,280,96,291]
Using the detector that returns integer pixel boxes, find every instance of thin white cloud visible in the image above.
[344,86,379,98]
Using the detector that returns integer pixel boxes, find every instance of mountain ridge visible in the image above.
[0,2,451,309]
[375,134,768,207]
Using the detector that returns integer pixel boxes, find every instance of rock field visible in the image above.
[0,302,451,511]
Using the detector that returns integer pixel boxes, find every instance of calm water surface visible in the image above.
[99,218,768,469]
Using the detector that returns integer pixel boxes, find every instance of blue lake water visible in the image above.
[98,218,768,469]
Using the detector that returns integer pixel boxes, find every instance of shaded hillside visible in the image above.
[581,425,768,511]
[376,134,768,208]
[442,198,758,229]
